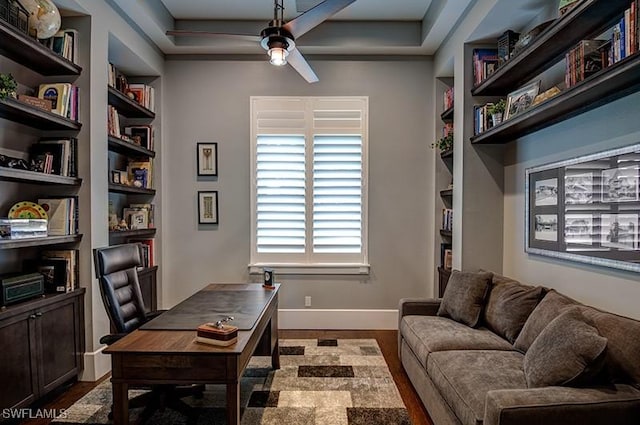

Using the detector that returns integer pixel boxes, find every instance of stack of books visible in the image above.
[37,83,79,120]
[194,322,238,347]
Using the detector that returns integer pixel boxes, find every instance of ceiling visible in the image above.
[108,0,479,56]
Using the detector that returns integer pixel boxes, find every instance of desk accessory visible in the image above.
[263,267,274,288]
[0,272,44,306]
[195,316,238,346]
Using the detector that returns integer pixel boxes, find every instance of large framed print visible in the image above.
[525,144,640,273]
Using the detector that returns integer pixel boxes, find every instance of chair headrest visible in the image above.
[94,244,141,276]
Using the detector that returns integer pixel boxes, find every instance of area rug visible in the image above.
[53,339,410,425]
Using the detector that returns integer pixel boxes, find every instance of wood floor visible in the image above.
[21,330,433,425]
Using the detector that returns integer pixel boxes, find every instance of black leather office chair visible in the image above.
[93,243,203,424]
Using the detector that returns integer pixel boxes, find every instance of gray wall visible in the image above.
[503,91,640,320]
[161,58,434,309]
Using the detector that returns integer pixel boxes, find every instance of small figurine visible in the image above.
[117,219,129,231]
[213,316,234,329]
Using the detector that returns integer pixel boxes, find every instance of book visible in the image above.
[24,258,68,293]
[41,249,78,292]
[38,198,71,236]
[124,125,153,150]
[38,83,71,117]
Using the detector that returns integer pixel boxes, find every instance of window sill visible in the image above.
[248,263,370,275]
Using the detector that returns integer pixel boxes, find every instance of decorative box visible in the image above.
[0,218,48,239]
[0,0,29,36]
[497,30,520,65]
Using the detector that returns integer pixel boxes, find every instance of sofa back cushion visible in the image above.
[579,306,640,385]
[437,270,493,327]
[484,280,545,343]
[524,307,607,388]
[514,290,578,352]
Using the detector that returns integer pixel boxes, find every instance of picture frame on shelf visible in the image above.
[197,142,218,176]
[505,80,540,120]
[111,170,121,184]
[198,191,218,224]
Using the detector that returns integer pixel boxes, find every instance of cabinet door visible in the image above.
[0,311,38,409]
[36,297,81,395]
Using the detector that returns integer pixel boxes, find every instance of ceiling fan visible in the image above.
[166,0,356,83]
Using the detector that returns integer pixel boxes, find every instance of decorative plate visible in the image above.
[8,201,48,219]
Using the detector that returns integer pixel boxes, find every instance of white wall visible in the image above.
[503,92,640,320]
[162,58,434,313]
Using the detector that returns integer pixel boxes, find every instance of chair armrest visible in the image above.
[484,385,640,425]
[398,298,441,318]
[100,333,128,345]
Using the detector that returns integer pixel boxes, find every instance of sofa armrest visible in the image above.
[484,385,640,425]
[398,298,441,318]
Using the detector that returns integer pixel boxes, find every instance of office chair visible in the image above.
[93,243,203,425]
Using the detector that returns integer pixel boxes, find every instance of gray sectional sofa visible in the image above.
[398,270,640,425]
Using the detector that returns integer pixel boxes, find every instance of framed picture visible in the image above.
[525,143,640,273]
[198,191,218,224]
[505,80,540,120]
[197,142,218,176]
[111,170,121,184]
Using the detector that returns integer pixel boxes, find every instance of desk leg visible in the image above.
[227,381,240,425]
[272,339,280,370]
[112,382,129,425]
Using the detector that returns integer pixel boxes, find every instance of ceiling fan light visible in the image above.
[268,47,289,66]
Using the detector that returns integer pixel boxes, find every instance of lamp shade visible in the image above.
[268,47,288,66]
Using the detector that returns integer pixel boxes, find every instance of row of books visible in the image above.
[440,243,452,270]
[24,249,79,293]
[29,138,78,177]
[443,87,454,110]
[123,203,155,230]
[442,208,453,232]
[565,40,606,88]
[473,103,496,135]
[134,239,155,268]
[107,63,156,112]
[472,48,498,86]
[606,2,639,65]
[38,197,79,236]
[37,83,79,120]
[41,29,78,64]
[442,122,453,138]
[128,159,153,189]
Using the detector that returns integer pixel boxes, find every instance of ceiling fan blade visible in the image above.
[287,48,319,83]
[283,0,356,39]
[166,30,261,42]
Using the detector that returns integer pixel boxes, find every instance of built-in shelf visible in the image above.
[109,228,156,240]
[440,106,454,122]
[472,0,630,96]
[440,229,452,238]
[471,53,640,144]
[0,234,82,250]
[440,149,453,160]
[108,135,155,158]
[108,86,155,119]
[0,167,82,185]
[0,98,82,130]
[440,189,453,198]
[0,21,81,76]
[108,183,155,195]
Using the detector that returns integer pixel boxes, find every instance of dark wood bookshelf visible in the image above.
[108,86,155,119]
[0,167,82,185]
[440,188,453,198]
[471,53,640,144]
[109,228,156,240]
[0,234,82,250]
[108,183,156,195]
[0,21,81,76]
[440,229,452,238]
[471,0,631,96]
[440,106,454,122]
[0,98,82,130]
[108,135,155,158]
[440,148,453,159]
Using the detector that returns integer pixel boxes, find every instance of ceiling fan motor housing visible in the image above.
[260,23,295,52]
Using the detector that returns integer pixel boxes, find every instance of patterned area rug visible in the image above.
[53,339,410,425]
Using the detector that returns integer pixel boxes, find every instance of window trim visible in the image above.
[249,96,369,274]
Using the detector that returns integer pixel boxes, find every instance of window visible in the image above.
[250,97,369,274]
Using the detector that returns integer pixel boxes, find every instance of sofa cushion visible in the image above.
[483,281,544,343]
[401,315,515,370]
[437,270,493,327]
[524,307,607,388]
[579,306,640,384]
[427,350,527,425]
[514,290,578,352]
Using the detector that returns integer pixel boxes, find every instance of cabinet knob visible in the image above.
[29,314,37,319]
[35,312,43,317]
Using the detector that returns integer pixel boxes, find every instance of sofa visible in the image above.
[398,270,640,425]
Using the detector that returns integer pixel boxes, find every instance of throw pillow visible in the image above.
[437,270,493,327]
[524,307,607,388]
[483,281,545,343]
[514,289,578,352]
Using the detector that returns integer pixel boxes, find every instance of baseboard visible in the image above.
[278,309,398,329]
[79,345,111,382]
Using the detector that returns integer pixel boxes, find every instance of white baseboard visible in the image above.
[278,309,398,330]
[80,346,111,382]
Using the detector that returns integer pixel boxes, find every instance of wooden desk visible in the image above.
[104,283,280,425]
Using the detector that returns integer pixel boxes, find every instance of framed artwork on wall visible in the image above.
[198,191,218,224]
[525,143,640,273]
[197,142,218,176]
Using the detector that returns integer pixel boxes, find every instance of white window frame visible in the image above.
[249,96,369,275]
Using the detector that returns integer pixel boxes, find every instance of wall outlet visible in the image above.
[304,296,311,307]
